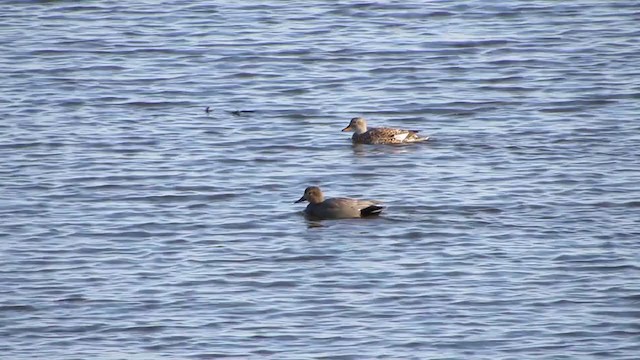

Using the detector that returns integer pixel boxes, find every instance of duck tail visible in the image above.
[361,205,384,217]
[410,134,429,142]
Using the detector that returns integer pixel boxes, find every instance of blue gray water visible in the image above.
[2,1,640,359]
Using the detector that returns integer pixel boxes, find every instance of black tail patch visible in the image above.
[361,205,384,217]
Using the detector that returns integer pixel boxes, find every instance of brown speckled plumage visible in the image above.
[342,117,429,144]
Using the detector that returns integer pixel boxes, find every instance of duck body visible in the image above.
[342,117,429,144]
[304,197,384,219]
[295,186,384,220]
[351,127,426,144]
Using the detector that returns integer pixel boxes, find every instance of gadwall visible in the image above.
[342,117,429,144]
[294,186,384,219]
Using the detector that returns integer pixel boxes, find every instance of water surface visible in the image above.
[1,1,639,359]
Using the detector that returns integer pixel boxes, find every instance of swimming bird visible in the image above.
[229,110,256,116]
[342,117,429,144]
[294,186,384,219]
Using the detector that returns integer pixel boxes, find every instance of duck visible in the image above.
[294,186,384,219]
[341,117,429,144]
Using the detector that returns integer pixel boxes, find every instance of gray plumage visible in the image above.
[294,186,384,219]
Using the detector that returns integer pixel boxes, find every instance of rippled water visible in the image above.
[2,1,640,359]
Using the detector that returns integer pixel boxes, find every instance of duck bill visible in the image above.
[341,125,352,132]
[294,195,306,203]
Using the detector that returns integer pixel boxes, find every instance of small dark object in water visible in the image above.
[205,106,212,113]
[230,110,256,116]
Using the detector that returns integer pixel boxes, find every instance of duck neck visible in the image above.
[354,125,367,134]
[308,194,324,204]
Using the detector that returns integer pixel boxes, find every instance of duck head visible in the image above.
[341,117,367,134]
[294,186,325,204]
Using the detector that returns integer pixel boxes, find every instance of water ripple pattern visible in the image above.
[1,1,639,359]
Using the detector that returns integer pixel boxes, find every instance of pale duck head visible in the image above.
[341,117,368,134]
